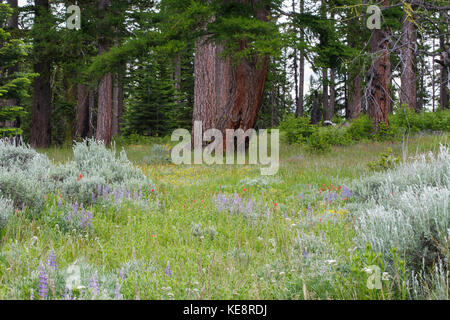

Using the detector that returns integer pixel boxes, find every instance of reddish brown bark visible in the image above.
[97,73,112,145]
[96,0,112,145]
[75,84,90,140]
[193,1,270,149]
[400,10,418,112]
[30,0,51,148]
[111,73,123,137]
[368,0,391,130]
[348,73,361,119]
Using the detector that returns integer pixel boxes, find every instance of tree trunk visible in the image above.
[96,0,112,145]
[295,0,305,117]
[30,0,51,148]
[322,68,331,121]
[292,0,299,116]
[193,1,269,149]
[400,9,418,112]
[367,0,390,131]
[97,72,112,145]
[75,84,90,139]
[348,73,361,119]
[311,91,321,125]
[439,11,449,110]
[111,73,123,137]
[88,86,96,138]
[330,68,336,119]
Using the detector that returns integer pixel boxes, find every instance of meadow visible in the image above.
[0,132,448,300]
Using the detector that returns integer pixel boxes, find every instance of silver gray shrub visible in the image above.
[50,139,154,204]
[0,139,51,210]
[353,145,449,273]
[0,196,14,229]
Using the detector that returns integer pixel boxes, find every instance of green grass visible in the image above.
[1,132,448,300]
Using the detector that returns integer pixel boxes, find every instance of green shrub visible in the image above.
[347,115,374,141]
[305,130,331,153]
[367,148,401,171]
[279,115,314,144]
[390,108,450,133]
[142,144,171,164]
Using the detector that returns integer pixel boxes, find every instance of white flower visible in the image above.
[363,267,374,273]
[326,260,337,265]
[382,272,390,281]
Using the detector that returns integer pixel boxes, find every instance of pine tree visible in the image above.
[0,3,34,138]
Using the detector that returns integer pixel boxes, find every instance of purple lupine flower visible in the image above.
[307,203,312,217]
[47,250,57,270]
[92,192,96,202]
[58,198,62,209]
[62,288,71,300]
[134,191,138,200]
[303,249,309,259]
[342,185,353,199]
[39,264,48,300]
[30,289,34,300]
[89,272,100,296]
[102,186,108,199]
[86,211,93,227]
[80,207,86,228]
[120,268,126,280]
[165,261,172,277]
[114,281,122,300]
[246,199,253,214]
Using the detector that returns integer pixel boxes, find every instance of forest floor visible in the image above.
[0,133,448,299]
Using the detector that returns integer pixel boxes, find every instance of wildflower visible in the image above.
[39,264,48,300]
[47,250,57,270]
[342,185,353,199]
[382,272,391,281]
[115,281,122,300]
[307,203,312,216]
[120,268,126,280]
[30,289,34,300]
[165,261,172,277]
[89,272,100,296]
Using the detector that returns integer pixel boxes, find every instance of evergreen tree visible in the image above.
[0,3,34,137]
